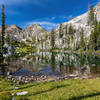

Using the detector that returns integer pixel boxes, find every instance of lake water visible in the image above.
[0,52,100,79]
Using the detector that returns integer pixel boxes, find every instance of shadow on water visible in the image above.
[69,92,100,100]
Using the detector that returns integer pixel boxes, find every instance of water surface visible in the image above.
[0,52,100,78]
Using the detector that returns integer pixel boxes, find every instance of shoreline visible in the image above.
[6,74,97,84]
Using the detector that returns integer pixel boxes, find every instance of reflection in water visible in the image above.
[0,52,100,78]
[51,52,56,72]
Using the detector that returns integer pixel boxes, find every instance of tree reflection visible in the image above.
[51,52,56,72]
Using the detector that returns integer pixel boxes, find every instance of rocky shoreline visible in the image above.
[6,74,93,84]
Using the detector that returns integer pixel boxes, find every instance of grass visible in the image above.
[1,77,100,100]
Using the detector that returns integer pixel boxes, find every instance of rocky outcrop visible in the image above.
[54,3,100,48]
[6,25,22,41]
[21,24,49,45]
[22,24,48,38]
[62,3,100,33]
[0,25,22,41]
[0,24,48,42]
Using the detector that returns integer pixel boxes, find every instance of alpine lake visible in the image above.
[0,52,100,83]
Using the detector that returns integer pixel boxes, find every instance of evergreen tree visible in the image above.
[69,25,74,35]
[41,39,44,51]
[0,32,1,53]
[59,24,63,38]
[1,5,6,54]
[45,35,48,50]
[89,21,100,50]
[88,5,95,26]
[51,29,55,50]
[68,25,74,49]
[6,34,10,45]
[80,28,86,50]
[65,25,70,49]
[89,30,97,50]
[96,22,100,50]
[65,25,68,35]
[65,25,68,48]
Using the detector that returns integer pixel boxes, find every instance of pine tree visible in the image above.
[51,29,55,50]
[80,28,86,50]
[0,32,1,53]
[6,34,10,45]
[68,25,74,49]
[65,25,68,35]
[41,39,44,51]
[1,5,6,54]
[59,24,63,38]
[65,25,68,48]
[89,30,97,50]
[96,22,100,50]
[88,5,95,26]
[45,35,48,50]
[89,21,99,51]
[65,25,70,49]
[69,25,73,35]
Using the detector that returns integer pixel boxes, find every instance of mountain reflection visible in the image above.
[0,53,100,78]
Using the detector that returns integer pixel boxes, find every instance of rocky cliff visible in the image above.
[54,3,100,48]
[59,3,100,35]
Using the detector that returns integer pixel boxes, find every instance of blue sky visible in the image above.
[0,0,98,30]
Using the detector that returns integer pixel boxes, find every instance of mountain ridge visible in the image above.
[1,3,100,50]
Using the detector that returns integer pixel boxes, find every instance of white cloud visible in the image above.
[0,0,28,5]
[0,0,50,6]
[40,17,57,21]
[24,21,59,30]
[51,17,56,20]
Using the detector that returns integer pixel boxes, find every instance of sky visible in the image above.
[0,0,98,30]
